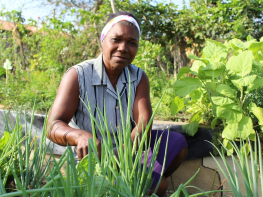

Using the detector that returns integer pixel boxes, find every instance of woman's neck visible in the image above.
[103,63,122,91]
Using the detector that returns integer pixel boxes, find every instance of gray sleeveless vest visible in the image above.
[69,53,143,147]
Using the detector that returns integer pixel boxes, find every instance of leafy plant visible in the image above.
[172,36,263,152]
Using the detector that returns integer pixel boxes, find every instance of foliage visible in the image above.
[172,36,263,150]
[0,68,60,111]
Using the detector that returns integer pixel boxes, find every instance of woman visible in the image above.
[47,11,188,197]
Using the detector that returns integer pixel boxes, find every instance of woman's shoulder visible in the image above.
[127,64,144,77]
[73,58,95,70]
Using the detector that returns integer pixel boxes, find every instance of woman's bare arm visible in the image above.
[47,68,100,160]
[132,71,152,141]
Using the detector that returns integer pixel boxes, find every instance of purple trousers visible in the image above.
[141,130,188,190]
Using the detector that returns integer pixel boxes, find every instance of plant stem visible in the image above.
[240,86,244,108]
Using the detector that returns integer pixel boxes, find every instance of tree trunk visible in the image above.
[93,0,104,53]
[13,25,26,70]
[179,37,187,69]
[173,34,180,80]
[110,0,117,13]
[156,55,167,75]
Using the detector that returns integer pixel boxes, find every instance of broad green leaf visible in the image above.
[260,37,263,42]
[204,62,225,70]
[177,67,191,80]
[191,60,205,73]
[182,121,199,137]
[211,96,235,106]
[225,38,243,50]
[174,77,202,97]
[0,131,10,151]
[216,104,243,123]
[203,39,227,59]
[201,62,225,78]
[231,75,257,88]
[247,77,263,92]
[170,97,184,116]
[237,116,255,138]
[3,59,12,70]
[211,118,217,130]
[223,117,255,140]
[209,52,228,63]
[222,123,239,139]
[216,84,236,98]
[206,82,217,93]
[188,54,209,65]
[223,138,233,155]
[190,89,202,101]
[202,68,225,78]
[249,102,263,125]
[190,111,202,122]
[226,50,253,77]
[191,60,209,79]
[231,42,246,50]
[247,35,256,41]
[244,40,257,49]
[248,42,263,61]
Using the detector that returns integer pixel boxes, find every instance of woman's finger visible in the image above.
[82,145,88,157]
[77,147,83,161]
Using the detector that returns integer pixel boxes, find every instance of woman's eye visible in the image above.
[131,42,138,46]
[112,38,120,42]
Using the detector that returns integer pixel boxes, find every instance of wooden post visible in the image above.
[110,0,117,13]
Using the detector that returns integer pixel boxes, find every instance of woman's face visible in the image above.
[101,22,139,73]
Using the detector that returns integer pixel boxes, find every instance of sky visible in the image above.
[0,0,188,24]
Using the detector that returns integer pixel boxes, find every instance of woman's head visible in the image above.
[101,11,141,73]
[101,11,141,42]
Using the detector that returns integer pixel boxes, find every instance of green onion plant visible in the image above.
[210,135,263,197]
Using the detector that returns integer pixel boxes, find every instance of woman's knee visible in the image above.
[149,176,168,197]
[178,147,188,161]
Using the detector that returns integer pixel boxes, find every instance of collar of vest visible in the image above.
[91,53,137,86]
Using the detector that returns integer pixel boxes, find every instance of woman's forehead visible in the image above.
[107,23,139,40]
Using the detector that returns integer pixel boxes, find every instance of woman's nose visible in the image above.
[117,42,128,52]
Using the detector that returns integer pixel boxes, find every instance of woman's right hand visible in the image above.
[76,135,101,161]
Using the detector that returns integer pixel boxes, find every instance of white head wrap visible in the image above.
[100,15,140,42]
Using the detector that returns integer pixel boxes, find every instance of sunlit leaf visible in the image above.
[177,67,191,80]
[211,96,235,106]
[226,50,253,77]
[182,121,199,137]
[231,75,257,87]
[170,97,184,115]
[216,84,236,98]
[247,77,263,92]
[249,102,263,125]
[174,77,202,97]
[216,104,243,123]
